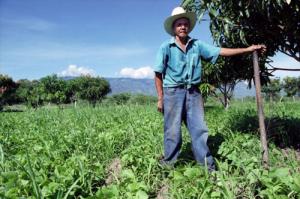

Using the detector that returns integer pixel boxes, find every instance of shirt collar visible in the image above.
[168,36,195,46]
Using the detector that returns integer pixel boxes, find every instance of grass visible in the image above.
[0,101,300,198]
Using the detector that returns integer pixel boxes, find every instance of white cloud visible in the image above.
[119,66,154,79]
[58,65,96,77]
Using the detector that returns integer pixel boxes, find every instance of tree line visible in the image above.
[0,74,159,111]
[2,73,300,111]
[262,76,300,102]
[0,74,110,110]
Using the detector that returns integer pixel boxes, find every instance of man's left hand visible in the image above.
[247,44,267,55]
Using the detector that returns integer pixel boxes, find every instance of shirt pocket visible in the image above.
[164,87,177,96]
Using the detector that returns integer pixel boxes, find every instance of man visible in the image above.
[154,7,266,171]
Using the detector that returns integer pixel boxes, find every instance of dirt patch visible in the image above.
[157,183,169,199]
[296,150,300,162]
[105,158,122,185]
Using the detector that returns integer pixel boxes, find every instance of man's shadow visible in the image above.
[229,112,300,149]
[1,109,24,113]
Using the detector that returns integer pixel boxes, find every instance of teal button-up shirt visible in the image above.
[154,37,220,88]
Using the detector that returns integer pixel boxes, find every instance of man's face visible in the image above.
[173,18,190,38]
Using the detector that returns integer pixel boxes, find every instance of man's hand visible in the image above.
[247,44,267,55]
[157,98,163,113]
[155,72,164,113]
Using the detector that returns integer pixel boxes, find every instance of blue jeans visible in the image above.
[163,86,215,170]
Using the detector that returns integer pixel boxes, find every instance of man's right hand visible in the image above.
[157,98,163,113]
[155,72,164,113]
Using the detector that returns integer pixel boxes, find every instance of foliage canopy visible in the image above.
[182,0,300,62]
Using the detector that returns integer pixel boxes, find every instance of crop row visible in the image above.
[1,102,299,198]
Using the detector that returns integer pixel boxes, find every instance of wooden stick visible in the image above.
[253,51,269,168]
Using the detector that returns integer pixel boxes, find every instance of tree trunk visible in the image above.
[224,89,228,109]
[224,96,229,109]
[253,51,269,168]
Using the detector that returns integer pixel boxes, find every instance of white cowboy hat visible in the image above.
[164,7,197,36]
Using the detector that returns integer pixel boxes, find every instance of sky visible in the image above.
[0,0,299,81]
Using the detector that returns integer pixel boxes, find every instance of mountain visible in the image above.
[233,82,256,98]
[106,78,255,98]
[106,78,156,96]
[62,76,255,98]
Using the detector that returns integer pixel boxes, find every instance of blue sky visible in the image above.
[0,0,299,81]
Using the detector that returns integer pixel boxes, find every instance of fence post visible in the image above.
[252,51,269,168]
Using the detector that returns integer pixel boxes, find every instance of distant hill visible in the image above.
[106,78,156,96]
[106,78,255,98]
[62,76,255,98]
[234,81,256,98]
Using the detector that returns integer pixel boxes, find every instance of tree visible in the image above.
[282,76,298,97]
[181,0,282,108]
[262,78,281,102]
[110,93,131,105]
[65,78,81,106]
[201,55,268,108]
[0,74,17,111]
[76,76,111,106]
[26,80,45,108]
[39,75,67,105]
[180,0,300,167]
[182,0,300,62]
[128,94,156,105]
[15,79,32,103]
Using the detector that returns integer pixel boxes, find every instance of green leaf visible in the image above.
[290,174,300,192]
[239,30,248,45]
[0,144,4,164]
[122,169,135,180]
[269,168,290,178]
[96,185,119,198]
[172,171,185,181]
[245,9,250,18]
[224,24,229,37]
[183,168,199,178]
[209,8,218,18]
[181,0,193,8]
[211,191,221,197]
[223,17,233,25]
[136,190,149,199]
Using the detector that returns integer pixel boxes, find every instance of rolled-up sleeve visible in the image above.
[153,44,167,73]
[197,41,221,64]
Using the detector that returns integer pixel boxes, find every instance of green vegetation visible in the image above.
[1,101,299,198]
[262,78,282,102]
[0,75,111,109]
[282,77,300,98]
[0,75,18,111]
[106,93,156,106]
[182,0,300,62]
[182,0,300,108]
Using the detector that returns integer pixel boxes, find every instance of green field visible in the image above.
[1,101,300,198]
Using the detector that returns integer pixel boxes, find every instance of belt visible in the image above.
[177,84,198,89]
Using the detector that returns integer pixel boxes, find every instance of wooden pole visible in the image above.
[252,51,269,168]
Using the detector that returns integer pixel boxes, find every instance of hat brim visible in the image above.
[164,12,197,36]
